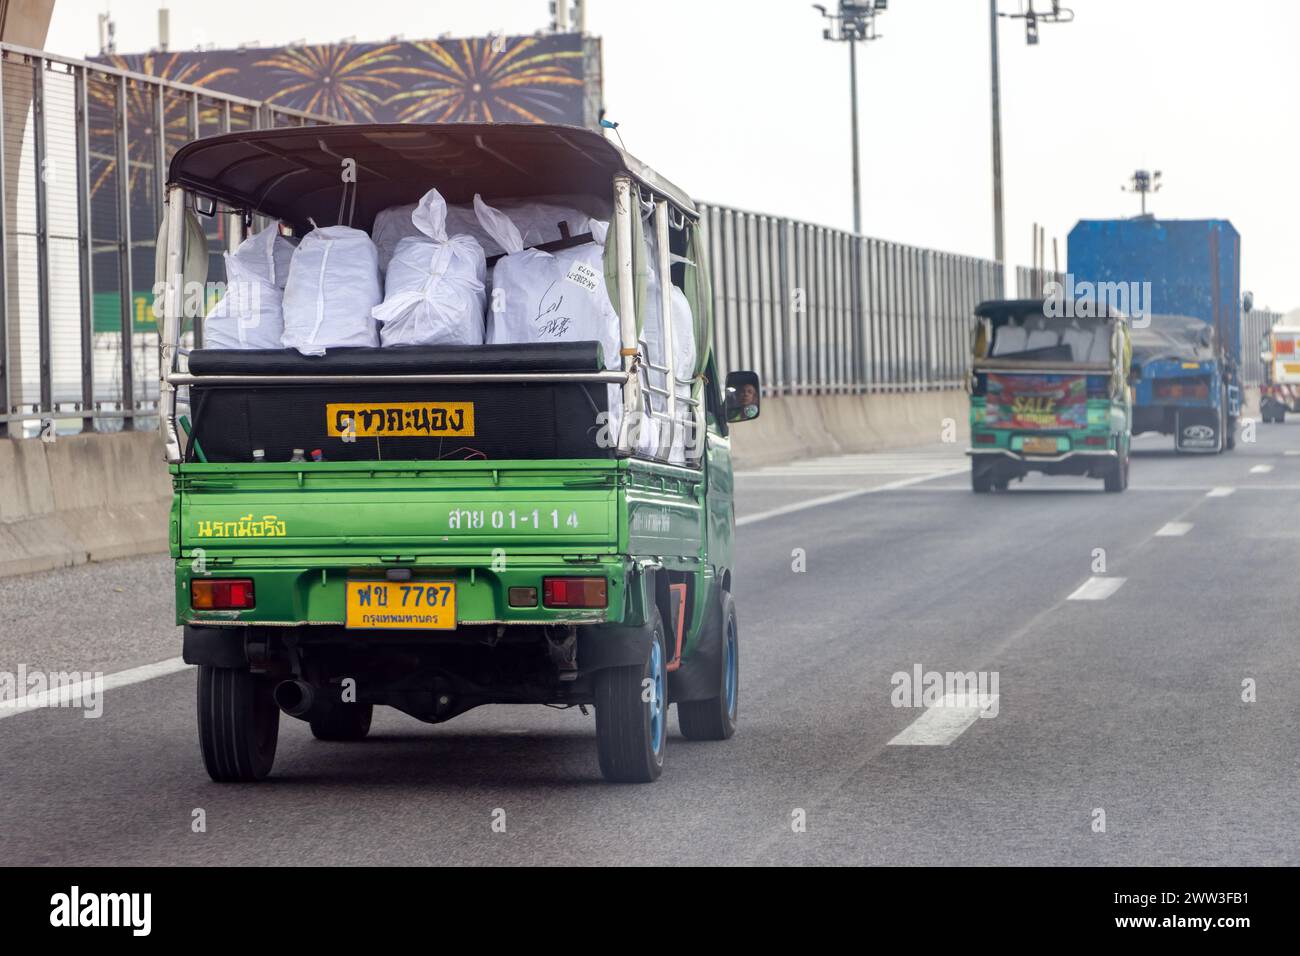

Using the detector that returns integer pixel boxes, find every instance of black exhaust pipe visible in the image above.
[273,679,334,720]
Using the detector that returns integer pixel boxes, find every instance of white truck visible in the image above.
[1259,310,1300,423]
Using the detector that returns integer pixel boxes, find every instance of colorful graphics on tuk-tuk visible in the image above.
[985,374,1088,430]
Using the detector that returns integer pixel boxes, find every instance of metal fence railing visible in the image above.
[699,203,1004,395]
[1015,265,1064,300]
[0,42,330,438]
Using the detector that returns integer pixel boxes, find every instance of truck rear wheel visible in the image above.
[310,703,374,741]
[971,459,993,493]
[595,609,667,783]
[1104,446,1129,493]
[678,592,739,741]
[197,665,279,783]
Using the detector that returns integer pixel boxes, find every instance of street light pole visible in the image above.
[989,0,1004,276]
[813,2,884,235]
[848,36,862,234]
[987,2,1074,292]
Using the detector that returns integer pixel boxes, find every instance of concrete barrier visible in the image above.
[0,389,968,577]
[0,431,171,578]
[730,390,969,468]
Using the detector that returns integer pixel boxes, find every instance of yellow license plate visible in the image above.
[346,581,456,630]
[1022,436,1058,455]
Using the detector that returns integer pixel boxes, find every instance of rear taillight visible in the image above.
[974,432,996,444]
[1277,338,1295,355]
[1082,435,1109,446]
[191,578,256,610]
[542,577,607,609]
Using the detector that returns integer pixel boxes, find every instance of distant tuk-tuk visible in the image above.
[967,299,1132,493]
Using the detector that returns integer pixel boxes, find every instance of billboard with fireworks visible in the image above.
[84,34,600,327]
[94,34,598,126]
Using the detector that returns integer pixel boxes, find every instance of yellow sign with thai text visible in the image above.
[326,402,475,438]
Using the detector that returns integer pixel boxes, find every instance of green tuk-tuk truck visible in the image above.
[157,124,760,783]
[967,299,1132,493]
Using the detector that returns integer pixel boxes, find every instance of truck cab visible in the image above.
[158,123,759,784]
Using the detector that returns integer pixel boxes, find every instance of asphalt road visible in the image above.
[3,425,1299,865]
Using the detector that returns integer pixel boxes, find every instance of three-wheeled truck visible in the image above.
[967,299,1132,492]
[157,123,759,783]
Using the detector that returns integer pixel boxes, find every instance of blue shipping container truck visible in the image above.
[1068,218,1241,453]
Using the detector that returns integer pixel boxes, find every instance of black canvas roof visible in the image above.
[167,122,697,232]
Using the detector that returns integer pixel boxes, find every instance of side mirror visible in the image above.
[1243,291,1255,314]
[724,370,761,424]
[1129,363,1142,381]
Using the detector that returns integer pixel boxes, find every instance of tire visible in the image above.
[1225,417,1237,450]
[1104,443,1129,493]
[594,608,667,783]
[197,665,279,782]
[678,592,739,741]
[310,703,373,741]
[971,459,993,494]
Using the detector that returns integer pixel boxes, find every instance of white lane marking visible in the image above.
[1067,576,1127,601]
[1250,464,1274,474]
[736,466,968,527]
[888,692,1000,746]
[0,657,188,721]
[1206,486,1236,497]
[1285,450,1300,457]
[1155,522,1193,537]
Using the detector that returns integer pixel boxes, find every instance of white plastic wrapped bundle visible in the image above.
[474,195,634,450]
[372,202,420,273]
[643,256,698,464]
[448,198,592,259]
[281,226,382,356]
[371,188,487,347]
[203,226,296,350]
[374,197,594,271]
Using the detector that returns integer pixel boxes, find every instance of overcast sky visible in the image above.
[44,0,1300,310]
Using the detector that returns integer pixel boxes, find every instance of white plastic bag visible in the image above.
[372,202,420,273]
[372,189,487,347]
[449,198,591,259]
[475,195,628,447]
[203,226,296,350]
[281,225,382,356]
[642,255,697,463]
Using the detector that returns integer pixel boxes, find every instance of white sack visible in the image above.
[372,188,488,347]
[643,255,698,463]
[475,195,631,449]
[372,202,420,273]
[281,225,382,356]
[374,197,593,270]
[203,226,296,350]
[449,198,592,259]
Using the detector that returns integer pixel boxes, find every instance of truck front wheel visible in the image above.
[594,609,667,783]
[678,592,739,741]
[197,665,279,782]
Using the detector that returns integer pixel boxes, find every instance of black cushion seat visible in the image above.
[187,342,607,376]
